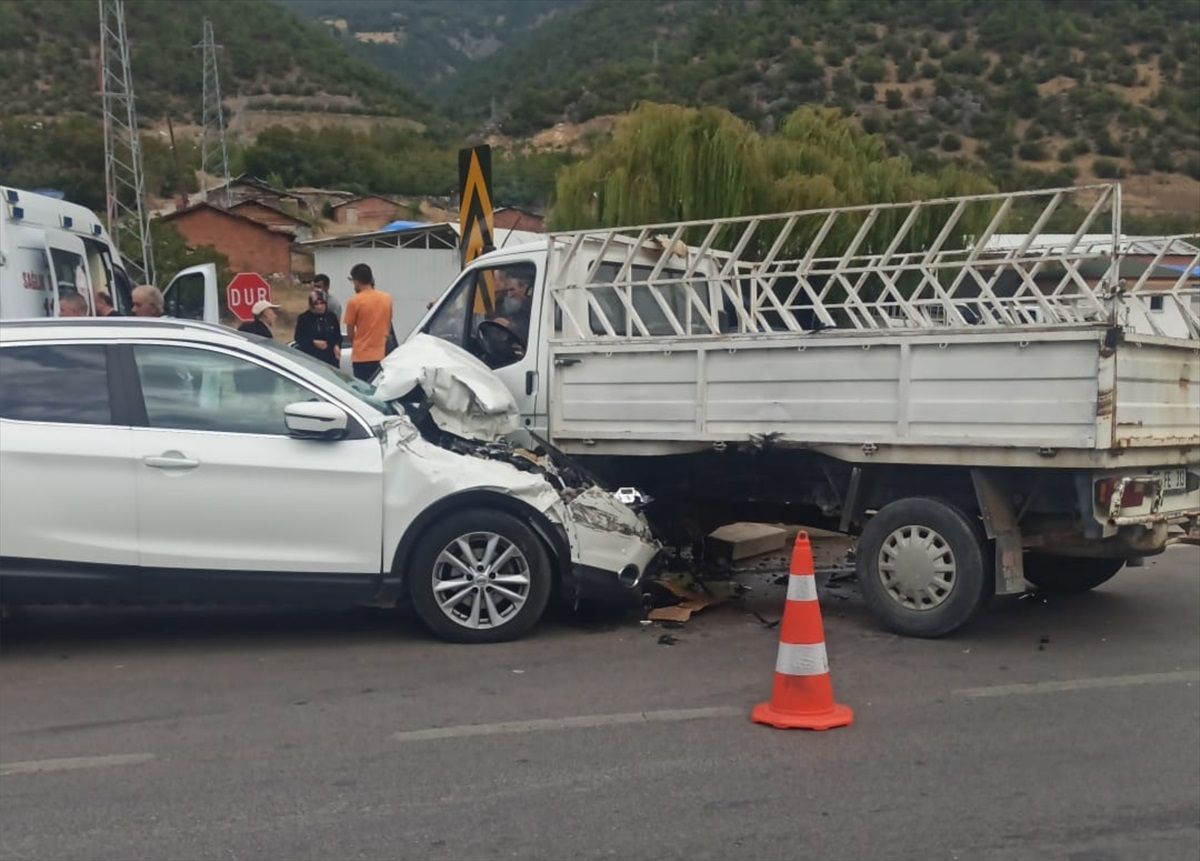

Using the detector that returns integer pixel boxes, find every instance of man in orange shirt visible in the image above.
[343,263,394,381]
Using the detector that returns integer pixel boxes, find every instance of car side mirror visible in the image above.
[284,401,348,440]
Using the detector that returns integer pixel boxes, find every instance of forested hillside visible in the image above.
[280,0,580,97]
[444,0,1199,194]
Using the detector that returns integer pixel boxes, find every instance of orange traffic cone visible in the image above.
[751,532,854,731]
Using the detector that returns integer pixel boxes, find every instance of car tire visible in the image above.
[1023,554,1125,594]
[856,497,993,638]
[407,508,553,643]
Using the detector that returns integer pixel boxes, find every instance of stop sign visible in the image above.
[226,272,272,322]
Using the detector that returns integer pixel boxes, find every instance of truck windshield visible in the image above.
[252,337,397,418]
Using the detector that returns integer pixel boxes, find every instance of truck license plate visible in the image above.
[1156,469,1187,493]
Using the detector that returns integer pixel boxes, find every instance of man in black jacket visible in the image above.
[238,299,280,339]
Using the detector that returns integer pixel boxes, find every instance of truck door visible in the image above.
[421,259,543,423]
[162,263,219,323]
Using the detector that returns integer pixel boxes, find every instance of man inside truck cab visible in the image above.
[474,264,535,367]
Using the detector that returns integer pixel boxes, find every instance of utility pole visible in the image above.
[99,0,154,286]
[196,17,232,207]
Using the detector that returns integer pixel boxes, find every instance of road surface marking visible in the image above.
[956,670,1200,699]
[0,753,156,776]
[392,706,742,743]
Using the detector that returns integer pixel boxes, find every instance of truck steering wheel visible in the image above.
[475,319,526,367]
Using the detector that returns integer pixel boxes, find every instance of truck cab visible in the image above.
[413,242,554,436]
[1,186,217,321]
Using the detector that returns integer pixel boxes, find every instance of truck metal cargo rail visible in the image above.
[541,183,1199,466]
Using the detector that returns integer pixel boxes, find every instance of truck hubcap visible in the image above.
[877,525,956,610]
[432,531,531,630]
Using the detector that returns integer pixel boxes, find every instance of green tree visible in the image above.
[550,102,995,256]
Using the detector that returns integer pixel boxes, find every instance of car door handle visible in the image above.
[143,453,200,470]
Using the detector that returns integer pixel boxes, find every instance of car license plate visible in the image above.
[1155,469,1187,493]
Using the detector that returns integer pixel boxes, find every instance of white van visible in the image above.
[0,186,217,320]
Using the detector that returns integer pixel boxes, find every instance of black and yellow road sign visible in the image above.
[459,145,494,270]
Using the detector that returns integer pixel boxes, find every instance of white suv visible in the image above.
[0,318,659,642]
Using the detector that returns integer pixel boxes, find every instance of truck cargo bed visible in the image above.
[549,326,1200,467]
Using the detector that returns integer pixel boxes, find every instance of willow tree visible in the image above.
[549,102,996,257]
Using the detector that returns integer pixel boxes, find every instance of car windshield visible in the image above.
[252,337,397,417]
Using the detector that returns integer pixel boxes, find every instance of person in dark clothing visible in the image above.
[312,273,342,319]
[95,292,120,317]
[293,289,341,367]
[238,299,279,339]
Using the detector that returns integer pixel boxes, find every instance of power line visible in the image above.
[99,0,154,286]
[196,17,232,207]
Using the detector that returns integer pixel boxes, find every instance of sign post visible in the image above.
[458,144,494,269]
[226,272,271,322]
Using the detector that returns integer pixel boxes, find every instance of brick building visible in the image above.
[331,195,401,228]
[159,203,296,277]
[493,206,546,233]
[229,200,313,241]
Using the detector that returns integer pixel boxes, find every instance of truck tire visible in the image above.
[856,497,993,638]
[407,508,553,644]
[1023,554,1125,594]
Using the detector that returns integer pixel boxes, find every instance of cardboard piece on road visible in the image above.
[647,577,727,623]
[707,522,789,562]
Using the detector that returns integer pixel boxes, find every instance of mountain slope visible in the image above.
[444,0,1199,196]
[278,0,581,99]
[0,0,429,121]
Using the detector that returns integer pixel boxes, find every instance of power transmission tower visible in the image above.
[99,0,154,286]
[196,17,232,207]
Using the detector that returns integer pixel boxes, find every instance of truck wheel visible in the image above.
[1023,555,1125,594]
[856,497,993,638]
[407,508,553,644]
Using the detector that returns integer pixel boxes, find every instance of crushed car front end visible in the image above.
[374,336,661,608]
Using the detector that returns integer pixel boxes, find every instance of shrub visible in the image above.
[940,132,962,151]
[885,88,903,109]
[920,61,939,78]
[859,82,877,101]
[1017,141,1047,161]
[942,48,987,76]
[852,54,887,83]
[1092,158,1125,178]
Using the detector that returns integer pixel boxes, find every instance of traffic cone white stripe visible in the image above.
[786,575,818,602]
[774,642,830,676]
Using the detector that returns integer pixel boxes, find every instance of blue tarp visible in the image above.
[380,220,428,232]
[1159,263,1200,277]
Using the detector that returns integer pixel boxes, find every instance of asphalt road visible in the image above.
[2,547,1198,861]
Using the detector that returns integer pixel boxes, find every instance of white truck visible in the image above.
[402,183,1200,637]
[0,186,217,320]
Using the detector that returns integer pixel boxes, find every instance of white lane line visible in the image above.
[392,706,742,743]
[956,670,1200,699]
[0,753,156,777]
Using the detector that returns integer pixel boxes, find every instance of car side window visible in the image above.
[0,344,113,425]
[133,345,316,436]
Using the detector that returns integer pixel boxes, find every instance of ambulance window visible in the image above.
[50,248,85,294]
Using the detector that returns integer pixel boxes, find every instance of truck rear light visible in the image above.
[1095,477,1148,509]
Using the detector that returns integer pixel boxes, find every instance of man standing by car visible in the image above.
[238,299,281,340]
[95,292,119,317]
[344,263,393,381]
[131,285,165,317]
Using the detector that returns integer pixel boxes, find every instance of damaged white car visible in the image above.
[0,320,660,643]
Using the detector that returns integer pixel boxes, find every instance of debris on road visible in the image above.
[646,577,727,623]
[707,522,789,563]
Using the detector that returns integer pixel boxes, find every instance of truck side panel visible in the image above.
[550,332,1107,450]
[1112,337,1200,448]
